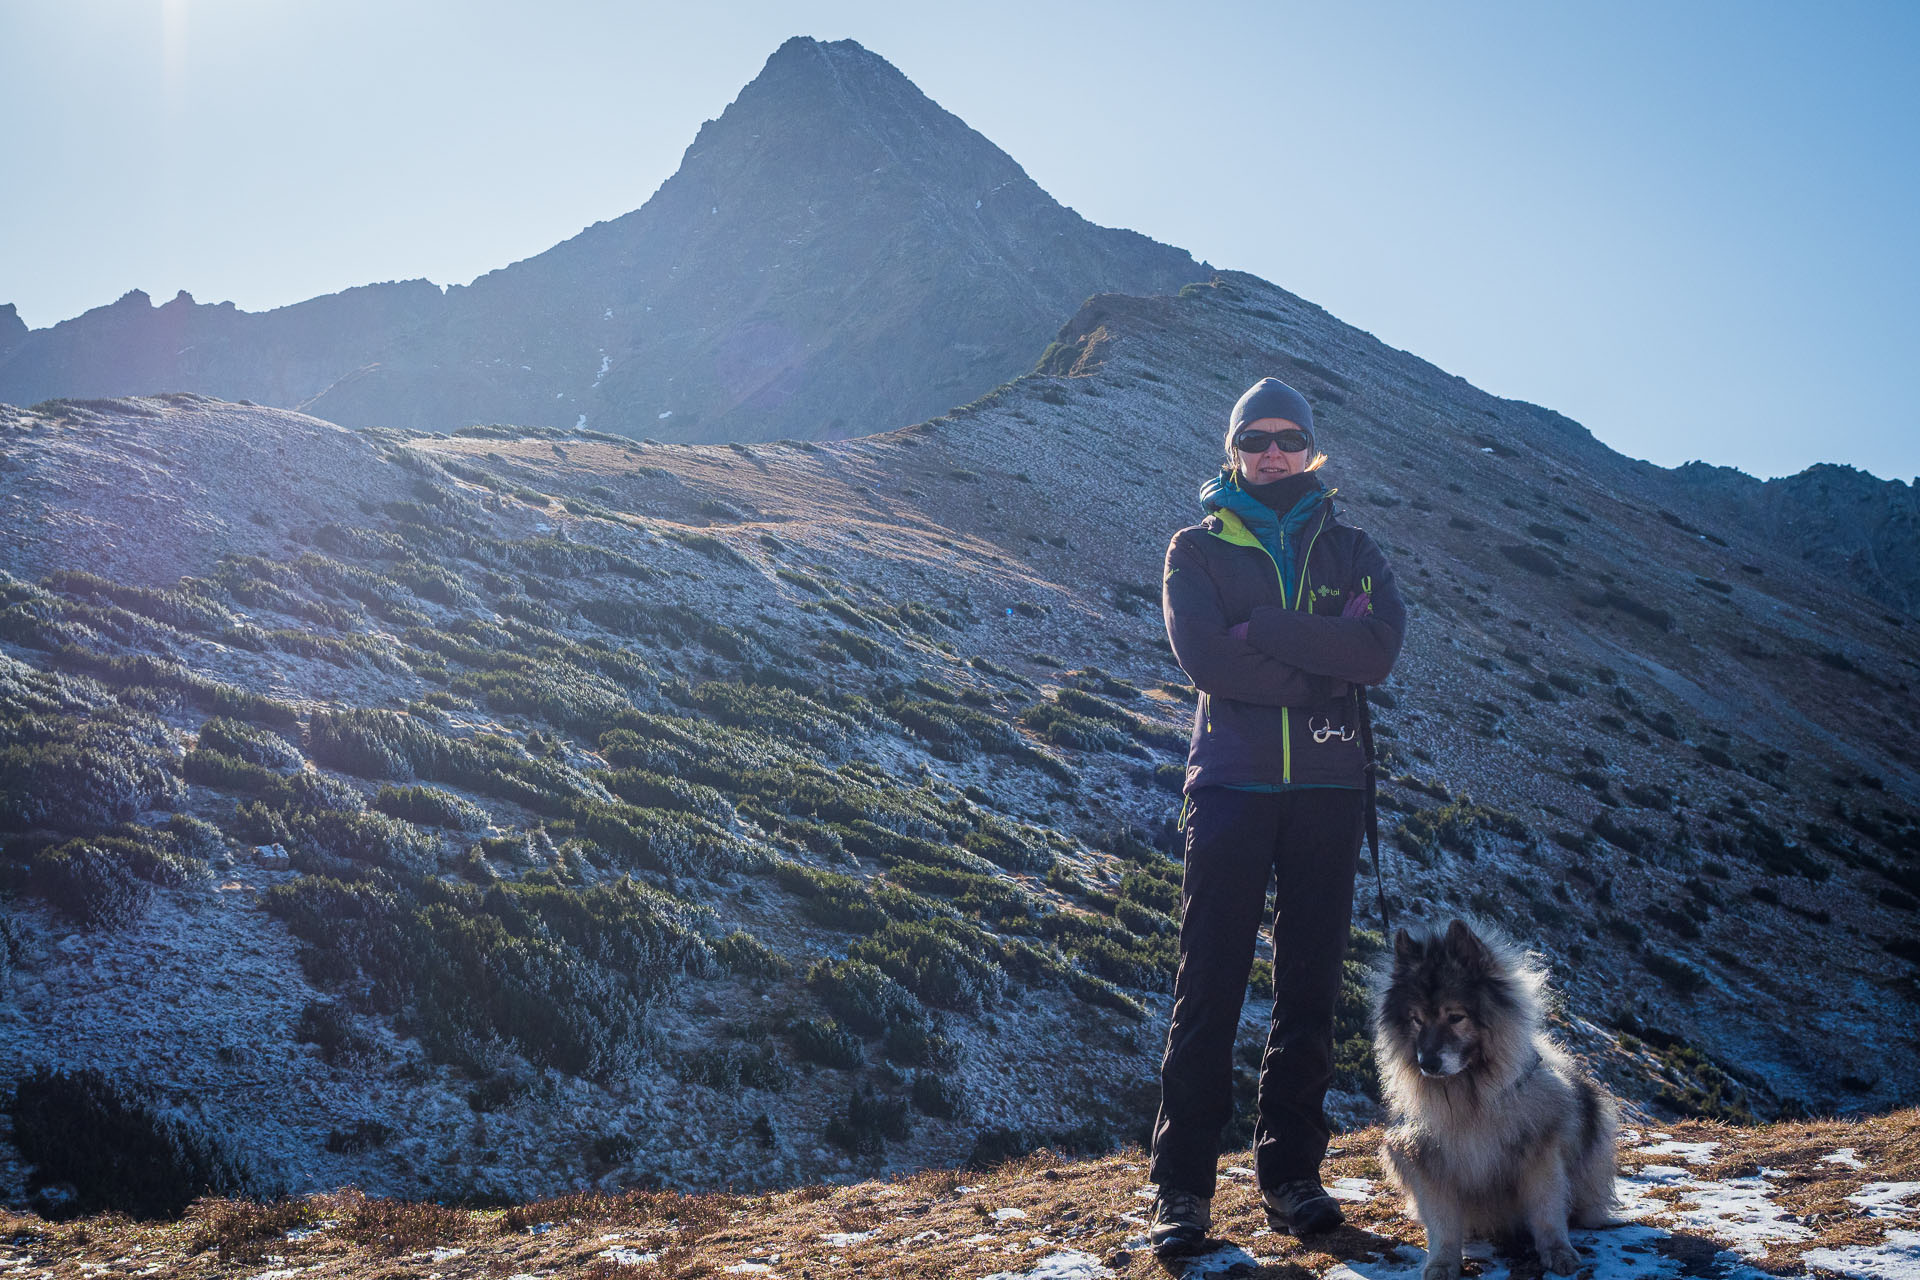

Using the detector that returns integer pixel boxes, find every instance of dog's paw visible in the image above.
[1542,1243,1581,1274]
[1422,1259,1463,1280]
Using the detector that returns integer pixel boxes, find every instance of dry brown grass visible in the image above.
[0,1111,1914,1278]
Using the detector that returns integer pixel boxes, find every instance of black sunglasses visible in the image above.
[1233,428,1312,454]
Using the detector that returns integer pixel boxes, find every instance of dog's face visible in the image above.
[1382,919,1504,1078]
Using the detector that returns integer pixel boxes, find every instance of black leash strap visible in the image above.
[1355,687,1392,932]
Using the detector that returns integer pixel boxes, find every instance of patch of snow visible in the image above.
[429,1246,465,1261]
[1330,1176,1377,1202]
[955,1185,982,1194]
[600,1246,658,1266]
[981,1250,1112,1280]
[1223,1165,1255,1179]
[1167,1242,1265,1277]
[1803,1229,1920,1280]
[574,414,587,429]
[593,352,611,387]
[1634,1139,1720,1165]
[724,1265,775,1275]
[992,1206,1029,1220]
[1826,1148,1869,1169]
[1131,1186,1158,1200]
[1666,1172,1811,1253]
[1852,1183,1920,1217]
[659,411,673,419]
[604,308,613,319]
[909,1230,942,1242]
[1635,1164,1693,1183]
[819,1230,877,1246]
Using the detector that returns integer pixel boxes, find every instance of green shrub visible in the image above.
[888,862,1032,925]
[807,957,928,1039]
[681,681,854,755]
[197,717,302,770]
[44,570,236,635]
[0,714,184,832]
[265,875,713,1080]
[959,813,1052,873]
[183,747,283,795]
[294,1000,375,1065]
[598,768,733,823]
[713,929,791,978]
[910,1072,966,1120]
[372,785,490,831]
[570,800,756,877]
[7,1067,264,1219]
[787,1017,864,1068]
[1394,800,1529,861]
[1018,700,1133,753]
[824,1084,911,1157]
[850,919,1009,1014]
[680,1043,792,1093]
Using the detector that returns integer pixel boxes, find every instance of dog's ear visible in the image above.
[1394,928,1420,963]
[1444,918,1491,968]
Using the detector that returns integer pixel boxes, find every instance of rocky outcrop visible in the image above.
[1673,460,1920,617]
[0,282,443,410]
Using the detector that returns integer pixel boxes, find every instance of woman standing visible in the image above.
[1148,376,1406,1258]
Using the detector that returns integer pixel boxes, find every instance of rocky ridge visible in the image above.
[0,38,1204,445]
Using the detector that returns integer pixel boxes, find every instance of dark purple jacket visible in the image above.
[1162,490,1406,792]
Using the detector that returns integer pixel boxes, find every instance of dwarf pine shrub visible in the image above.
[849,918,1009,1014]
[824,1084,912,1157]
[266,874,713,1080]
[786,1017,864,1068]
[0,712,184,832]
[372,784,490,831]
[807,957,928,1040]
[1018,699,1134,754]
[680,1043,792,1093]
[197,717,302,770]
[598,768,734,823]
[7,1068,263,1219]
[886,862,1033,926]
[29,838,160,928]
[682,681,855,755]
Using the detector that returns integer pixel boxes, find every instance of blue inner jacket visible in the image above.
[1197,470,1329,603]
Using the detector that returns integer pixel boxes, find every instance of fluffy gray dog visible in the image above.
[1374,920,1617,1280]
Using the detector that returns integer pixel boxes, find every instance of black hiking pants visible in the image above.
[1149,786,1364,1199]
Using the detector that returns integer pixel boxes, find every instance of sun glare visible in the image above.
[162,0,189,98]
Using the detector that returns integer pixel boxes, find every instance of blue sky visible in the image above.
[2,0,1915,482]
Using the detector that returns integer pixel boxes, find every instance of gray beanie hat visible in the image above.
[1229,377,1315,441]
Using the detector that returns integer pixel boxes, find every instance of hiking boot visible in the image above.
[1148,1187,1212,1259]
[1262,1179,1344,1235]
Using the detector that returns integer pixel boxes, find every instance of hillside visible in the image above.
[2,267,1917,1211]
[2,1110,1916,1278]
[0,38,1203,444]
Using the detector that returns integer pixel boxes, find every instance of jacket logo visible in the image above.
[1309,717,1356,744]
